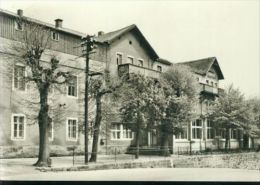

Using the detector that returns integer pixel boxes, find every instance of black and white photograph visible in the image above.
[0,0,259,182]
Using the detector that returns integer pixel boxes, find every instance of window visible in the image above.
[48,122,54,141]
[157,65,162,72]
[111,123,121,140]
[14,21,24,31]
[51,31,59,41]
[68,76,77,97]
[11,114,25,140]
[127,56,134,64]
[211,81,214,87]
[192,119,202,139]
[111,123,133,140]
[14,65,25,91]
[67,118,78,141]
[176,127,188,140]
[122,125,133,139]
[231,129,237,139]
[216,128,226,139]
[206,120,214,139]
[206,80,209,84]
[215,83,218,87]
[138,59,143,67]
[116,53,123,65]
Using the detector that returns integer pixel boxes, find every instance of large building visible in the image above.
[0,9,243,158]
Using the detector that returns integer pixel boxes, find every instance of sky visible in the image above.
[0,0,259,99]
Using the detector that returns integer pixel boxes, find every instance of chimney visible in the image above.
[55,19,63,28]
[17,9,23,17]
[98,31,104,36]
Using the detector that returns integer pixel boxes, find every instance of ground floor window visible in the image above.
[192,119,202,139]
[176,127,188,139]
[216,128,226,139]
[231,129,238,139]
[111,123,133,140]
[67,118,78,141]
[11,114,25,140]
[48,122,54,141]
[206,120,215,139]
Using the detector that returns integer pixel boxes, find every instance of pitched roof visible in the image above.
[157,58,173,65]
[0,8,86,37]
[178,57,224,80]
[94,24,159,60]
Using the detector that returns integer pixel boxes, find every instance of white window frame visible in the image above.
[14,21,24,31]
[231,129,238,140]
[175,127,188,140]
[191,119,203,140]
[48,121,54,141]
[51,31,59,41]
[13,64,27,92]
[206,120,214,140]
[111,123,133,141]
[67,75,78,98]
[127,55,134,65]
[66,117,78,141]
[11,113,26,141]
[116,52,123,65]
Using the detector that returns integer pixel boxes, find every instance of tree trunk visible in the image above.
[224,128,229,152]
[90,94,102,162]
[160,132,170,156]
[135,128,140,159]
[34,88,50,167]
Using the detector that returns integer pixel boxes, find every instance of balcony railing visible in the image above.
[118,63,161,78]
[201,84,219,95]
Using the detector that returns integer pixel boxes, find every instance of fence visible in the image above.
[66,146,172,166]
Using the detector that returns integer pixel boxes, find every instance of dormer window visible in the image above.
[51,31,59,41]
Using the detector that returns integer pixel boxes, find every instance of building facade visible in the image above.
[0,9,243,158]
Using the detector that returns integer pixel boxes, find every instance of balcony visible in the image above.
[118,63,161,78]
[201,84,219,95]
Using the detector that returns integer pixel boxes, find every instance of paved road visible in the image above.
[1,168,260,181]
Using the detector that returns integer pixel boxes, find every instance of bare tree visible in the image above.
[8,17,75,166]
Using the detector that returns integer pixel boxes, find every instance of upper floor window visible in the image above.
[206,80,209,84]
[67,118,78,141]
[11,114,25,140]
[157,65,162,72]
[192,119,202,139]
[14,65,25,91]
[116,53,123,65]
[127,56,134,64]
[68,76,77,97]
[211,81,214,87]
[111,123,133,140]
[138,59,143,67]
[14,21,24,31]
[51,31,59,41]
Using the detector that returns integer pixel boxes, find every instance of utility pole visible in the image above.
[82,35,95,164]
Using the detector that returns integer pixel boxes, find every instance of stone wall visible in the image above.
[172,152,260,170]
